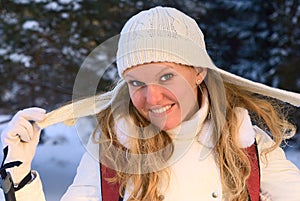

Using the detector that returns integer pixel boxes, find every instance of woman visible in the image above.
[1,6,300,201]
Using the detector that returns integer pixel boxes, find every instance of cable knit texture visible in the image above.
[116,6,214,77]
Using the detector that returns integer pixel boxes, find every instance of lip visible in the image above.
[149,104,175,116]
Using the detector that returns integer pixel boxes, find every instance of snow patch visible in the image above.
[61,13,69,19]
[14,0,48,3]
[34,0,48,2]
[0,48,9,56]
[13,0,30,4]
[9,53,32,67]
[45,2,63,11]
[286,149,300,169]
[23,20,43,32]
[59,0,73,4]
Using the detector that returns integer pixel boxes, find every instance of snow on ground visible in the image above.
[0,114,299,201]
[34,117,96,201]
[33,122,87,200]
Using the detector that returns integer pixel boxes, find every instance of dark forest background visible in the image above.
[0,0,299,144]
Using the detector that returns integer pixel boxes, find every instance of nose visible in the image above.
[145,84,163,105]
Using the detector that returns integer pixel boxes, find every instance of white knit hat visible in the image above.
[116,6,300,107]
[37,6,300,129]
[116,6,210,76]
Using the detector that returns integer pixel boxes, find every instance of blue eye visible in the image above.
[129,80,145,87]
[160,73,174,81]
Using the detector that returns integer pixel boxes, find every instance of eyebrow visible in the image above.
[124,65,173,80]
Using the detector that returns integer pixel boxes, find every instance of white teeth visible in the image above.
[151,105,172,114]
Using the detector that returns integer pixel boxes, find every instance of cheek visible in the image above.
[129,90,144,111]
[168,84,196,103]
[168,82,198,116]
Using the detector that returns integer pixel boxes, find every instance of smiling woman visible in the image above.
[1,6,300,201]
[124,62,206,130]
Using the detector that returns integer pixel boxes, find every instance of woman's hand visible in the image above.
[1,107,46,185]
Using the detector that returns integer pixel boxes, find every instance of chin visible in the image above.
[149,115,181,131]
[161,121,180,131]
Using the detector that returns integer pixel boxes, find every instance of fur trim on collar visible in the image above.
[197,107,255,148]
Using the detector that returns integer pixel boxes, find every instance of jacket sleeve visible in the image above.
[61,139,101,201]
[254,126,300,201]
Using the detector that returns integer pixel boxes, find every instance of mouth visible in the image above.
[150,104,175,114]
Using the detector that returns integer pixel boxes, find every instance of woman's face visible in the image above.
[124,62,207,130]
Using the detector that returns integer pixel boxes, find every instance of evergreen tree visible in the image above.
[0,0,299,114]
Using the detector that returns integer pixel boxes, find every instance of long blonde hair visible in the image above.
[94,69,295,200]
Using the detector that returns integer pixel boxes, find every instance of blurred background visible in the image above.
[1,0,300,113]
[0,0,300,200]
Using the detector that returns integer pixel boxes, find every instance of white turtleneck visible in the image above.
[120,87,257,201]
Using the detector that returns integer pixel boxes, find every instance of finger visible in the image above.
[8,114,33,141]
[17,117,34,142]
[6,118,33,142]
[1,108,45,146]
[29,123,42,145]
[2,125,28,144]
[19,107,46,122]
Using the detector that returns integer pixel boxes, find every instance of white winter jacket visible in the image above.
[7,110,300,201]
